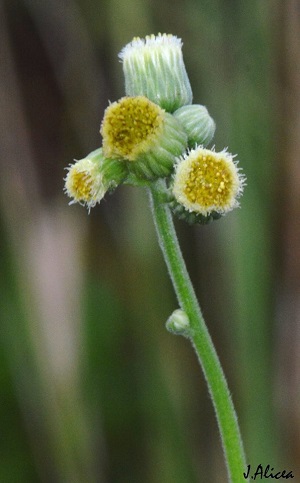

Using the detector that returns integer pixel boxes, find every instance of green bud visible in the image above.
[119,34,193,113]
[166,309,191,337]
[173,104,216,148]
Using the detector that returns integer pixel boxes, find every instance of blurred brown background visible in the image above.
[1,0,300,481]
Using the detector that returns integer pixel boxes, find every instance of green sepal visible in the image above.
[169,198,222,225]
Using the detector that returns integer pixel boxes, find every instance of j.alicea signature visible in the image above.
[244,464,294,480]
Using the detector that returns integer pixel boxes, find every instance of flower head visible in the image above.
[64,148,127,210]
[101,96,187,179]
[119,33,193,112]
[172,147,245,217]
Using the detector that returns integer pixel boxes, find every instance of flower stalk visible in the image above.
[149,178,248,483]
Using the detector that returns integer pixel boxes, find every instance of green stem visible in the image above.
[149,179,248,483]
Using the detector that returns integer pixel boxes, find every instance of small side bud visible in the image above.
[119,33,193,112]
[166,309,191,337]
[173,104,216,148]
[64,148,127,210]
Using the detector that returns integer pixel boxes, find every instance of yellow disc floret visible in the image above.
[173,147,244,216]
[65,158,104,209]
[101,96,165,161]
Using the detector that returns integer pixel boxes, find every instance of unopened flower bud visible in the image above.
[173,104,215,148]
[119,33,193,112]
[166,309,191,337]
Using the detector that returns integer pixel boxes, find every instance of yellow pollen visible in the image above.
[101,96,164,161]
[183,154,234,209]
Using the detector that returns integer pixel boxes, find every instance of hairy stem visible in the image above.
[149,178,248,483]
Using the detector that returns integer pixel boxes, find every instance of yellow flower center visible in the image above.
[66,167,93,202]
[65,159,99,205]
[183,153,235,209]
[101,96,164,161]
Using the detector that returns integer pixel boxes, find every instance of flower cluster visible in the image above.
[64,33,245,223]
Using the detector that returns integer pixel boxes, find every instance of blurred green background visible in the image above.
[1,0,299,481]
